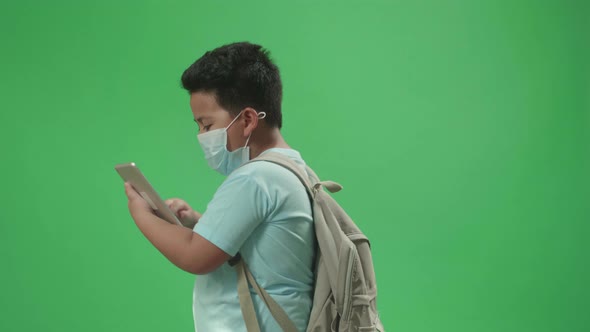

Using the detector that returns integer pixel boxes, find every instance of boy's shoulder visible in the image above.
[231,148,306,182]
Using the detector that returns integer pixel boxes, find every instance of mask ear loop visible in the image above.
[226,110,245,130]
[243,112,267,147]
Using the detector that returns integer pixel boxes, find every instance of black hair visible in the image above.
[181,42,283,129]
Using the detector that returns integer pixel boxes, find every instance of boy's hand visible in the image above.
[124,182,153,219]
[165,198,202,228]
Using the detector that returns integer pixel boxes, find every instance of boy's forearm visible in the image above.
[133,211,195,272]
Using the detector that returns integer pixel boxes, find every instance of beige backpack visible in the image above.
[230,152,385,332]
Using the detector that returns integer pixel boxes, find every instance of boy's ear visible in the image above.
[242,107,259,135]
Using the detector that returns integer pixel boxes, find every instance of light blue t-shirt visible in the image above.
[192,148,315,332]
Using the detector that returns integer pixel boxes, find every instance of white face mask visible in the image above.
[197,110,267,175]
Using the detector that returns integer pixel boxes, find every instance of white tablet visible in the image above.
[115,162,182,226]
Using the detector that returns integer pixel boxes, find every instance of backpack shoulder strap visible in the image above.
[236,259,299,332]
[231,151,315,332]
[233,151,345,332]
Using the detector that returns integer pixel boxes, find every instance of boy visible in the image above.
[124,42,315,331]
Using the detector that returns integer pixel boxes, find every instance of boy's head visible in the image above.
[181,42,283,130]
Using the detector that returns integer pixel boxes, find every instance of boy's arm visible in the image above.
[125,183,231,274]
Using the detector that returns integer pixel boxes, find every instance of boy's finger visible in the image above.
[124,183,140,199]
[169,200,180,211]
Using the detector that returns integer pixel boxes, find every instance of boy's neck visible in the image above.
[249,128,290,159]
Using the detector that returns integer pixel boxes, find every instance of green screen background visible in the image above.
[1,1,588,331]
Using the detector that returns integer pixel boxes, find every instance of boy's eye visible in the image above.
[198,124,212,133]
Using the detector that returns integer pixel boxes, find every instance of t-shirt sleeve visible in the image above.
[193,170,273,256]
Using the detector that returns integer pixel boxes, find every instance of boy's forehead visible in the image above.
[190,92,226,119]
[190,91,218,111]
